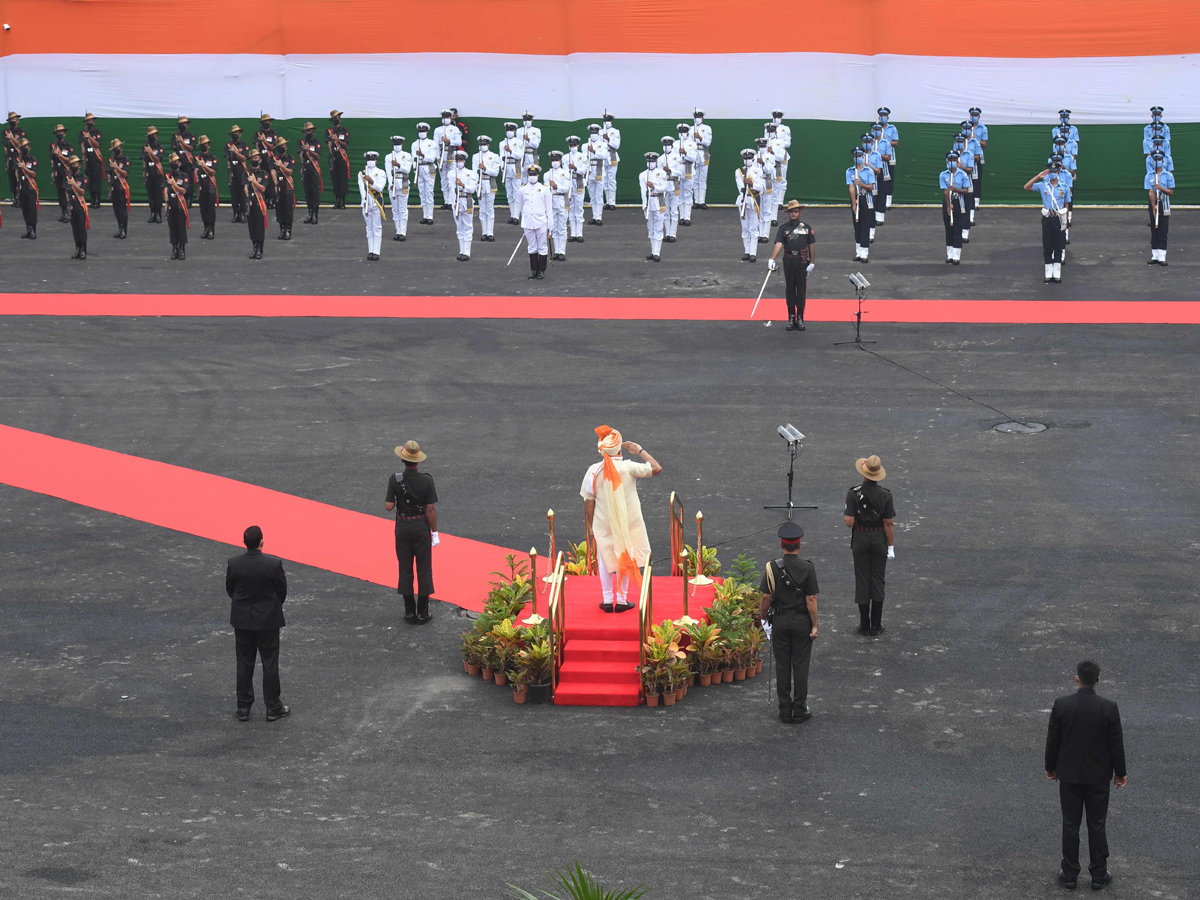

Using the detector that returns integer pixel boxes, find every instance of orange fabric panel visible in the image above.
[1,0,1197,57]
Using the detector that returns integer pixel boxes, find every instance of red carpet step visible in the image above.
[553,575,718,707]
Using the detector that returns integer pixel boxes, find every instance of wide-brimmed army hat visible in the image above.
[396,440,426,463]
[856,455,886,481]
[785,199,804,211]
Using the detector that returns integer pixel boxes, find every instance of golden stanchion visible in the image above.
[676,549,697,625]
[688,511,713,587]
[524,546,546,627]
[543,509,557,586]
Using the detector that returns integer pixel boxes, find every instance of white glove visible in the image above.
[767,258,777,272]
[806,263,815,274]
[887,545,895,559]
[762,621,773,640]
[431,532,441,548]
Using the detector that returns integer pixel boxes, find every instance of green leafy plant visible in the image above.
[485,555,532,620]
[684,543,721,578]
[564,540,593,576]
[722,553,760,589]
[509,862,648,900]
[522,638,554,686]
[489,617,526,673]
[683,621,723,676]
[460,631,485,667]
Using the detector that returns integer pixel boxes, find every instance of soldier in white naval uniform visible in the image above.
[472,135,501,242]
[450,149,479,261]
[659,135,683,243]
[383,136,412,241]
[498,122,525,224]
[358,151,387,261]
[432,110,462,211]
[546,150,570,260]
[412,123,437,225]
[517,113,541,185]
[519,164,554,280]
[674,123,699,226]
[639,151,669,262]
[735,148,765,262]
[565,135,588,242]
[600,112,621,208]
[585,124,606,225]
[690,108,713,208]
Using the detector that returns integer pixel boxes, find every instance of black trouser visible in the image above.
[332,153,349,203]
[853,195,871,247]
[1059,781,1110,880]
[70,204,88,250]
[263,167,277,207]
[851,528,887,605]
[55,172,68,217]
[303,168,321,217]
[234,627,282,710]
[772,614,813,717]
[1149,204,1169,250]
[276,189,294,230]
[962,190,974,228]
[20,185,38,228]
[1041,214,1066,263]
[975,160,984,202]
[248,198,266,245]
[782,257,808,321]
[228,175,246,219]
[111,184,128,229]
[86,157,104,205]
[942,205,963,249]
[198,187,216,228]
[395,517,434,597]
[878,169,892,210]
[167,202,188,246]
[146,173,164,217]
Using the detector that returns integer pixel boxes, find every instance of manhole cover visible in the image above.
[994,421,1047,434]
[457,609,479,619]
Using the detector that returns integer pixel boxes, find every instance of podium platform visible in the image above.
[551,575,719,707]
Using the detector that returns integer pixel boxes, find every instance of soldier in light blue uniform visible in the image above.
[1024,161,1070,283]
[959,121,984,225]
[870,121,894,221]
[877,108,899,208]
[1143,106,1170,144]
[1053,110,1079,148]
[1145,151,1175,265]
[1142,124,1170,159]
[939,151,971,264]
[1053,125,1079,159]
[1049,154,1074,255]
[1052,136,1077,242]
[859,133,883,242]
[951,133,974,243]
[967,108,988,201]
[845,148,876,262]
[1143,136,1173,174]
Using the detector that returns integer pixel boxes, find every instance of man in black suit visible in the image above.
[225,525,290,722]
[1045,660,1127,890]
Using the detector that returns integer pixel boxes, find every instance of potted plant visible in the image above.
[509,665,532,704]
[461,632,483,676]
[668,657,690,702]
[684,621,722,686]
[489,617,525,685]
[640,662,661,707]
[522,639,554,704]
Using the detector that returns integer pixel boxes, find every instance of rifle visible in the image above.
[66,171,87,208]
[81,129,101,157]
[1153,174,1162,228]
[144,145,165,182]
[108,156,129,201]
[164,171,188,206]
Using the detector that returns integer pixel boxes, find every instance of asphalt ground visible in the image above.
[1,203,1194,302]
[1,210,1198,900]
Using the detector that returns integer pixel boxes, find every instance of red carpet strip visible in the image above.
[1,293,1198,323]
[0,424,515,612]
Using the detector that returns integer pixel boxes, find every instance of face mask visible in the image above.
[879,116,888,124]
[773,116,781,125]
[170,163,180,171]
[506,130,516,138]
[442,118,450,125]
[970,116,979,124]
[862,143,871,151]
[418,131,428,139]
[456,161,464,169]
[648,160,657,169]
[551,160,560,168]
[694,118,703,126]
[1048,173,1058,182]
[393,145,403,153]
[523,120,532,127]
[528,174,538,183]
[366,160,376,170]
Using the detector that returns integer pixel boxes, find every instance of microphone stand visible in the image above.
[764,438,817,519]
[835,278,876,348]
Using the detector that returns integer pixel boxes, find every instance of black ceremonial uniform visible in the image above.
[164,164,190,257]
[171,127,197,205]
[225,136,249,222]
[326,121,350,207]
[300,133,323,223]
[49,134,74,221]
[16,147,39,235]
[385,469,438,620]
[143,136,165,222]
[255,124,279,207]
[760,550,819,721]
[845,479,895,631]
[273,150,295,238]
[108,149,131,236]
[774,218,816,326]
[194,149,219,237]
[243,159,269,258]
[66,167,90,258]
[4,119,26,204]
[79,122,104,207]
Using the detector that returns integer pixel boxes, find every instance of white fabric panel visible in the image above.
[3,52,1197,123]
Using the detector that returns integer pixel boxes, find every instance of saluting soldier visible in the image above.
[79,112,104,208]
[171,116,197,207]
[193,135,219,240]
[163,152,190,260]
[326,110,351,209]
[244,148,269,260]
[844,455,895,637]
[385,441,439,626]
[939,151,970,265]
[846,147,876,262]
[358,150,387,261]
[254,114,278,209]
[767,199,817,331]
[300,122,324,225]
[272,138,295,241]
[15,138,39,239]
[1146,151,1174,266]
[759,521,819,724]
[565,135,588,242]
[65,156,90,260]
[1024,162,1069,283]
[107,138,131,239]
[385,135,413,241]
[5,111,26,206]
[225,125,249,223]
[49,124,74,223]
[735,147,764,262]
[143,126,165,224]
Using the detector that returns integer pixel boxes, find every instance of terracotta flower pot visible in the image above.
[675,687,685,701]
[662,691,676,707]
[699,673,712,687]
[734,668,747,681]
[746,664,757,679]
[495,671,508,686]
[756,658,764,674]
[722,669,734,683]
[646,691,660,707]
[466,663,481,677]
[482,667,494,681]
[513,688,527,704]
[686,675,695,687]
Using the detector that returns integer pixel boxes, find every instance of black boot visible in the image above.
[256,242,264,259]
[249,244,258,259]
[857,604,871,635]
[537,254,547,278]
[148,211,157,223]
[78,244,87,260]
[22,224,33,239]
[528,253,539,279]
[284,227,291,240]
[177,244,185,260]
[71,244,81,260]
[416,595,433,624]
[170,244,178,260]
[786,315,801,331]
[402,595,417,625]
[313,209,318,224]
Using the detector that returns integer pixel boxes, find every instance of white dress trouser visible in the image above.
[455,206,474,257]
[479,189,496,236]
[646,204,664,255]
[680,177,694,221]
[362,204,382,255]
[551,201,568,254]
[438,163,454,206]
[524,226,549,255]
[598,561,631,605]
[771,176,786,219]
[504,175,521,219]
[695,161,710,203]
[569,188,585,236]
[588,178,604,221]
[390,188,409,235]
[603,162,618,206]
[417,166,435,220]
[759,189,775,238]
[740,204,759,255]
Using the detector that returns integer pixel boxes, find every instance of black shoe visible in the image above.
[403,613,418,625]
[603,203,616,210]
[757,236,768,243]
[794,708,813,723]
[398,234,407,241]
[265,705,290,722]
[652,254,660,262]
[599,602,614,613]
[553,254,565,261]
[254,244,263,259]
[283,228,292,240]
[1052,276,1062,284]
[951,259,960,265]
[575,236,584,243]
[421,218,433,225]
[962,236,970,244]
[869,625,886,636]
[748,255,756,262]
[778,713,794,724]
[71,246,80,260]
[21,226,32,239]
[680,219,691,226]
[1056,873,1077,890]
[786,319,800,331]
[236,707,251,722]
[1160,260,1169,266]
[797,320,806,331]
[1065,237,1071,245]
[858,624,870,635]
[535,270,544,279]
[456,253,466,261]
[1090,873,1111,891]
[695,203,707,210]
[945,258,953,264]
[528,270,538,279]
[148,214,157,223]
[741,253,751,261]
[590,219,602,226]
[394,234,403,241]
[646,254,656,261]
[507,216,519,225]
[771,219,778,226]
[177,246,185,260]
[665,235,676,243]
[439,203,451,210]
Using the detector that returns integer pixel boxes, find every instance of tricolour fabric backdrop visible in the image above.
[2,0,1195,204]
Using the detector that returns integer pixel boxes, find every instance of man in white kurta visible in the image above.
[581,426,662,611]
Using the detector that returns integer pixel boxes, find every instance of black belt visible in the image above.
[854,525,883,532]
[783,251,807,258]
[396,513,426,521]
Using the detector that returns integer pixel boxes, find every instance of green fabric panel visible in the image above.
[10,117,1191,206]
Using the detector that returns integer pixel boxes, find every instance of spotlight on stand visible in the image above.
[764,424,817,519]
[835,272,876,348]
